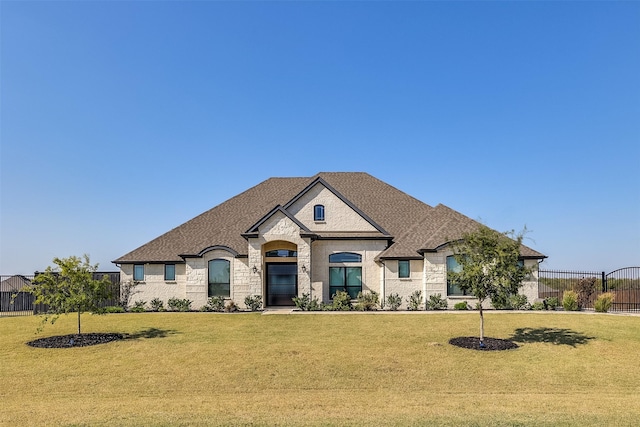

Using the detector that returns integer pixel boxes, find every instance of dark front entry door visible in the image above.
[266,263,297,306]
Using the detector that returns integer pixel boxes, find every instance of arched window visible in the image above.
[329,252,362,299]
[329,252,361,263]
[314,204,325,221]
[208,259,230,297]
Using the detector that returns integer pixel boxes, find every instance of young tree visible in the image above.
[30,255,113,334]
[448,226,533,347]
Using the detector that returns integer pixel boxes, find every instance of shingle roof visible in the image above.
[113,172,545,264]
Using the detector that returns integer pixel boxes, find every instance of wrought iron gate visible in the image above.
[605,267,640,312]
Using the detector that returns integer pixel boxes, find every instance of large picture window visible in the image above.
[329,252,362,299]
[208,259,230,297]
[446,256,468,296]
[329,267,362,299]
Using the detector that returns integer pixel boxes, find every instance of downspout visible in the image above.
[309,239,313,301]
[422,256,428,306]
[381,260,386,304]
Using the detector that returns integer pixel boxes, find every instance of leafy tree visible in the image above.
[448,226,533,347]
[29,255,113,334]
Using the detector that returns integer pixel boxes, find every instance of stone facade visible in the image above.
[117,178,541,310]
[287,183,377,232]
[311,239,388,302]
[382,259,424,309]
[120,263,185,304]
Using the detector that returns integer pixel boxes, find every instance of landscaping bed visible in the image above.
[27,333,124,348]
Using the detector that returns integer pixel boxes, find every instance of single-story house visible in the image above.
[113,172,545,309]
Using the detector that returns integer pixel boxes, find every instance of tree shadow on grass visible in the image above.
[124,327,179,340]
[510,327,595,347]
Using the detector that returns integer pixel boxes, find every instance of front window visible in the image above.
[133,264,144,281]
[446,256,468,296]
[164,264,176,281]
[329,252,362,298]
[208,259,230,297]
[314,204,325,221]
[398,260,410,278]
[329,267,362,299]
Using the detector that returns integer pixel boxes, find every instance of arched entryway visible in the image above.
[263,241,298,306]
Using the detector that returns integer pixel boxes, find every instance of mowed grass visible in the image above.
[2,312,640,426]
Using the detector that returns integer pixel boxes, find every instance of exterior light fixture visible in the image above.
[301,264,307,273]
[252,265,258,274]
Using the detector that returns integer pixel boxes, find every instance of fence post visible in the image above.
[602,271,607,292]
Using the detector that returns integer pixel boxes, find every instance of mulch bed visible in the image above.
[449,336,519,351]
[27,333,125,348]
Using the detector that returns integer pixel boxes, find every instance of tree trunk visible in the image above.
[77,309,81,335]
[479,303,485,346]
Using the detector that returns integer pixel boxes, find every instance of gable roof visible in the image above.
[113,172,545,264]
[243,205,312,237]
[283,177,390,235]
[0,275,32,292]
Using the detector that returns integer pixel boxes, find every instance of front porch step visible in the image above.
[261,307,296,315]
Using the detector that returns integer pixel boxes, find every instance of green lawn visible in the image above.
[1,312,639,426]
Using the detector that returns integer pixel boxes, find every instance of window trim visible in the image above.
[133,264,145,281]
[398,260,410,279]
[164,264,176,281]
[314,204,325,222]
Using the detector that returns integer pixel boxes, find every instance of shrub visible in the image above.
[425,293,448,310]
[168,298,192,312]
[224,300,238,313]
[130,300,147,313]
[331,290,353,311]
[244,295,263,312]
[490,293,510,309]
[119,280,140,309]
[509,294,530,310]
[454,301,469,310]
[562,290,579,311]
[544,296,559,310]
[355,291,379,311]
[406,290,423,311]
[203,296,226,312]
[594,292,615,313]
[104,305,125,313]
[575,277,597,309]
[531,301,545,311]
[292,293,321,311]
[386,293,402,311]
[149,298,164,312]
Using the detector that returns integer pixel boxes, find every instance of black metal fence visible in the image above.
[0,272,120,317]
[0,275,36,316]
[539,267,640,312]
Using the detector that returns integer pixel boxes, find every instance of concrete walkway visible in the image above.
[261,308,640,316]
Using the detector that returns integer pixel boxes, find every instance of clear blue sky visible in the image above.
[1,1,639,275]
